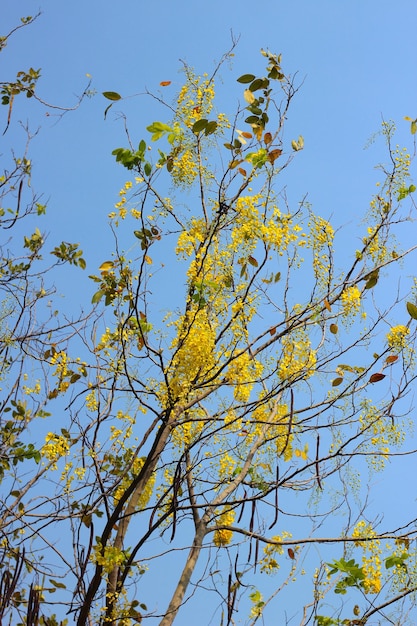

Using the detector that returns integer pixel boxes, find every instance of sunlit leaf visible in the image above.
[244,89,256,105]
[99,261,114,274]
[92,290,104,304]
[324,299,331,312]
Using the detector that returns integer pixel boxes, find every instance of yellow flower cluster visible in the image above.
[176,73,215,128]
[50,350,70,393]
[231,195,263,253]
[358,399,407,472]
[42,432,70,470]
[363,226,385,263]
[113,456,155,510]
[168,308,216,401]
[226,352,263,402]
[277,332,316,382]
[110,180,133,221]
[91,542,129,574]
[86,389,98,412]
[308,216,334,282]
[23,379,41,395]
[248,403,293,460]
[260,532,292,574]
[352,520,382,594]
[171,408,205,449]
[176,217,206,258]
[340,285,361,317]
[218,450,237,480]
[213,508,235,547]
[171,149,198,187]
[386,324,409,351]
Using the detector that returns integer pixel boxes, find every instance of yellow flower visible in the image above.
[213,508,235,547]
[340,285,361,317]
[386,324,409,351]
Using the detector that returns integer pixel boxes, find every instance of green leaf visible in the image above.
[92,290,104,304]
[146,121,173,142]
[237,74,256,84]
[49,579,67,589]
[245,115,260,125]
[102,91,122,101]
[249,78,269,92]
[411,120,417,135]
[332,377,343,387]
[407,301,417,319]
[205,120,218,135]
[192,119,208,134]
[385,553,408,569]
[364,269,379,289]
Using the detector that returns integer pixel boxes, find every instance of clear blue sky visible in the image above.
[3,1,417,623]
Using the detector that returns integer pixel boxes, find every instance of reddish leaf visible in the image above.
[269,326,277,336]
[369,373,386,383]
[385,355,399,365]
[264,132,273,145]
[160,81,171,87]
[267,149,283,164]
[330,323,338,334]
[324,299,331,312]
[288,548,295,560]
[238,167,247,177]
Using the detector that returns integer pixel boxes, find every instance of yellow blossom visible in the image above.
[386,324,409,351]
[340,285,361,317]
[213,508,235,547]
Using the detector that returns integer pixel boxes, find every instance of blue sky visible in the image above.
[3,0,417,309]
[3,1,417,623]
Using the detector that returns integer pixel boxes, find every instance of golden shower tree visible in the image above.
[2,33,417,626]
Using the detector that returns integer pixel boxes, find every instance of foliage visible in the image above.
[1,17,417,626]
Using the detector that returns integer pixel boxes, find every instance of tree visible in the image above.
[0,14,91,625]
[1,19,417,626]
